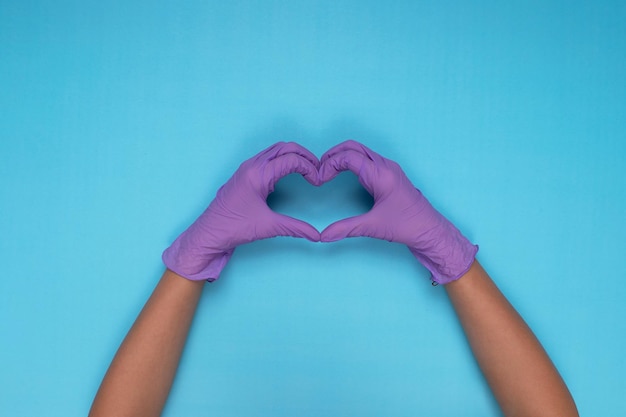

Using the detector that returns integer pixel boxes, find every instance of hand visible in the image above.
[162,142,321,281]
[319,140,478,284]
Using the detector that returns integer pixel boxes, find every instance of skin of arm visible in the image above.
[446,260,579,417]
[88,143,320,417]
[88,141,578,416]
[88,269,205,417]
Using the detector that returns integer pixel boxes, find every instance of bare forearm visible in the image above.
[89,269,205,417]
[445,261,578,417]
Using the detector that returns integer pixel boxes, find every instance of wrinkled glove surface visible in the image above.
[319,140,478,284]
[162,142,320,281]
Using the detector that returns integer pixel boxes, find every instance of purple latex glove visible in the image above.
[319,140,478,285]
[163,142,321,281]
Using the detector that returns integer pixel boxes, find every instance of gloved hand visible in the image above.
[319,140,478,284]
[163,142,321,281]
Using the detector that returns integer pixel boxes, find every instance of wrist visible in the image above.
[162,234,234,282]
[408,221,478,285]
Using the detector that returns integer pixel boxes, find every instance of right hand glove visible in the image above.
[319,140,478,285]
[162,142,321,281]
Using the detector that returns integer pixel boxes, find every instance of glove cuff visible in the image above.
[162,239,234,282]
[408,220,479,285]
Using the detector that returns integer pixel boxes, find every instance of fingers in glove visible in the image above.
[319,149,376,193]
[263,153,320,190]
[320,140,382,165]
[320,213,374,242]
[270,212,320,242]
[258,141,320,169]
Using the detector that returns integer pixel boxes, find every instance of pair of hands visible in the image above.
[162,140,477,284]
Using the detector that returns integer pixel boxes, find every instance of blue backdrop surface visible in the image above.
[1,1,624,415]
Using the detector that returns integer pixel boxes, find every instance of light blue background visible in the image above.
[1,1,624,415]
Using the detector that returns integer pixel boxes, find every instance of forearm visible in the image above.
[89,143,320,416]
[89,269,205,417]
[445,261,578,417]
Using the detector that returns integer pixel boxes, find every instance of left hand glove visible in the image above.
[162,142,321,281]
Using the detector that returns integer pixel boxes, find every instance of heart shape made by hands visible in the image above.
[267,171,374,232]
[163,140,478,284]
